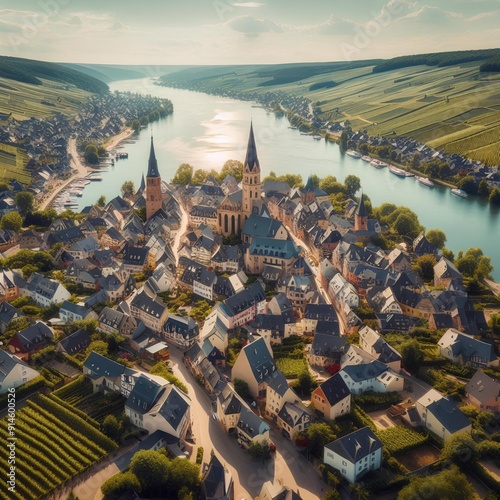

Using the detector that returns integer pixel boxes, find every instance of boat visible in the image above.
[417,176,434,188]
[346,150,362,159]
[313,135,322,141]
[370,159,386,169]
[361,155,372,162]
[87,176,102,181]
[451,188,468,198]
[388,166,407,178]
[288,126,298,130]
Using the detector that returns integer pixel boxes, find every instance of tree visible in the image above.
[310,173,321,187]
[84,144,99,164]
[306,423,336,458]
[413,254,437,281]
[0,212,22,231]
[442,433,479,465]
[344,175,361,198]
[191,169,208,185]
[86,340,108,357]
[489,313,500,335]
[279,173,303,188]
[97,195,106,208]
[15,191,34,216]
[478,179,490,198]
[373,202,397,220]
[323,490,341,500]
[168,457,201,492]
[320,176,344,195]
[131,119,141,133]
[400,339,424,373]
[455,247,493,279]
[293,370,318,397]
[121,181,135,198]
[339,131,348,152]
[458,176,477,195]
[101,471,141,499]
[102,414,121,442]
[171,163,193,185]
[130,449,170,493]
[489,187,500,205]
[219,159,243,182]
[233,378,250,400]
[397,466,474,500]
[247,441,271,460]
[426,229,447,249]
[392,212,421,239]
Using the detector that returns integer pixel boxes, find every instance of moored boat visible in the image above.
[361,155,372,162]
[346,149,362,159]
[370,159,386,169]
[388,166,407,178]
[451,188,468,198]
[417,176,435,188]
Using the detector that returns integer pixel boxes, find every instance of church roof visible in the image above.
[304,176,315,192]
[355,192,367,217]
[147,137,160,178]
[244,123,260,172]
[140,173,145,191]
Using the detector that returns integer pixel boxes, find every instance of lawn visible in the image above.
[276,357,308,378]
[396,443,442,471]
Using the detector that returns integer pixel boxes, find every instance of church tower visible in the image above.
[354,192,368,231]
[241,123,261,221]
[146,137,162,220]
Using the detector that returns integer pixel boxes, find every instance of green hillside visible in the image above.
[161,49,500,166]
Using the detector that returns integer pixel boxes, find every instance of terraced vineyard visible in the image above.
[0,143,31,184]
[376,426,428,454]
[0,394,117,500]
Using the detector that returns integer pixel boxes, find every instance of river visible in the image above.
[76,78,500,280]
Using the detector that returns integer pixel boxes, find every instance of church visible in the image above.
[217,123,264,236]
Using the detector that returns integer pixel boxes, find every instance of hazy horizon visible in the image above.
[1,1,499,66]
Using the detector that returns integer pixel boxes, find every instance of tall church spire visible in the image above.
[244,122,260,172]
[147,136,159,178]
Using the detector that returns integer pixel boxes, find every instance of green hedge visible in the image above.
[354,391,401,411]
[470,461,500,494]
[351,404,377,432]
[376,426,428,454]
[0,375,45,410]
[48,393,100,428]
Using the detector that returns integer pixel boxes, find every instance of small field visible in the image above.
[0,394,117,500]
[396,443,441,472]
[376,426,428,454]
[273,336,309,378]
[276,357,308,378]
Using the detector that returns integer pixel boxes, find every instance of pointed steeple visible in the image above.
[244,122,260,172]
[140,173,145,192]
[356,191,367,217]
[147,136,159,178]
[304,175,315,192]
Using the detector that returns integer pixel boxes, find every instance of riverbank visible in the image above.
[37,127,135,211]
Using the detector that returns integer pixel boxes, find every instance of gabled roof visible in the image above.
[10,321,53,352]
[60,300,91,318]
[157,385,190,430]
[83,351,125,379]
[58,328,91,355]
[465,370,500,404]
[221,281,266,316]
[242,215,283,239]
[267,370,290,397]
[438,328,497,363]
[341,360,388,382]
[237,407,269,438]
[325,426,382,463]
[236,337,277,384]
[248,237,299,260]
[201,453,232,500]
[316,373,351,406]
[278,402,311,428]
[126,374,165,415]
[311,332,346,357]
[304,303,337,322]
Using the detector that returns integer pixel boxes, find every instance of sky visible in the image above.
[0,0,499,65]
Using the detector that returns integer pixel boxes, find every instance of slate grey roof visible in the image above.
[318,373,351,406]
[376,313,419,333]
[0,349,30,383]
[130,290,166,319]
[311,332,346,357]
[60,300,91,318]
[267,370,290,397]
[0,301,23,327]
[221,281,265,317]
[438,329,497,364]
[147,137,160,177]
[126,374,165,415]
[27,272,66,301]
[201,454,231,500]
[465,370,500,404]
[158,386,190,430]
[304,304,337,322]
[341,360,388,382]
[242,215,283,239]
[83,351,125,379]
[58,328,91,355]
[236,337,277,384]
[11,321,53,351]
[244,123,260,172]
[278,402,311,429]
[237,407,270,439]
[99,307,128,330]
[164,314,199,340]
[248,237,299,260]
[421,391,471,433]
[325,427,382,463]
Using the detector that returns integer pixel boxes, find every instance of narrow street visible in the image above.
[168,348,324,500]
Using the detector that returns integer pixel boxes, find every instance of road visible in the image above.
[173,201,188,265]
[168,348,324,499]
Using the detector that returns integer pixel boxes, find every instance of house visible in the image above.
[129,289,168,333]
[59,300,97,323]
[231,337,277,399]
[303,303,337,335]
[358,325,402,372]
[25,272,71,306]
[339,361,404,394]
[251,314,289,345]
[0,301,23,333]
[245,238,299,275]
[83,351,125,393]
[307,329,346,370]
[242,214,288,244]
[236,407,271,449]
[163,314,199,349]
[311,373,352,420]
[465,370,500,413]
[324,427,383,483]
[413,233,438,257]
[258,482,302,500]
[216,383,243,433]
[0,268,27,302]
[7,321,54,361]
[218,281,266,329]
[201,453,234,500]
[438,329,499,368]
[56,328,91,355]
[434,257,463,289]
[99,307,136,336]
[0,349,40,394]
[265,370,301,421]
[415,389,471,441]
[66,236,99,259]
[277,402,311,439]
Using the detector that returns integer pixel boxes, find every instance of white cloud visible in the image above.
[226,15,282,35]
[233,2,265,7]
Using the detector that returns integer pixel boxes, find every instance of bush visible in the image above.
[354,391,401,411]
[101,471,141,499]
[196,447,204,465]
[0,375,45,410]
